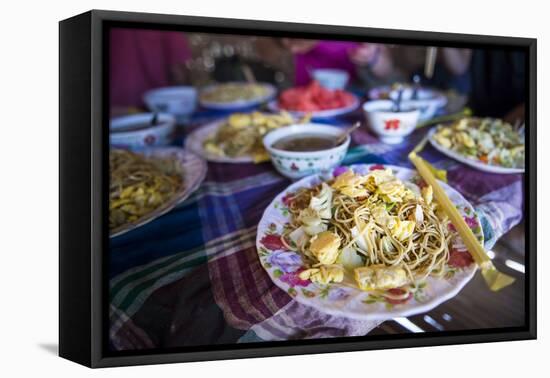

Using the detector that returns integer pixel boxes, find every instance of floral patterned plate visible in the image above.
[256,164,484,320]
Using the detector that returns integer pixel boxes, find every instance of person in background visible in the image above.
[417,48,473,94]
[349,43,404,88]
[467,49,526,120]
[409,47,525,121]
[109,29,191,115]
[281,39,359,85]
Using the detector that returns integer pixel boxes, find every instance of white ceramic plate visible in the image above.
[199,83,276,111]
[185,120,255,164]
[256,164,483,320]
[267,94,360,120]
[110,147,207,238]
[428,128,525,174]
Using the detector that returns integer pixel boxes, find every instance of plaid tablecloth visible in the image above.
[109,111,524,350]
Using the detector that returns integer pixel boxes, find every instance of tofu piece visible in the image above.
[299,264,344,285]
[354,264,408,291]
[309,231,341,265]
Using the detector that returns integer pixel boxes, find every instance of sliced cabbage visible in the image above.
[377,180,408,203]
[288,226,309,249]
[371,205,395,228]
[413,204,424,225]
[298,208,327,236]
[337,245,364,270]
[350,225,367,252]
[309,183,333,219]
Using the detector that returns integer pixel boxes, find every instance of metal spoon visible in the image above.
[151,112,159,126]
[335,122,361,146]
[412,74,421,100]
[241,63,257,84]
[393,85,404,112]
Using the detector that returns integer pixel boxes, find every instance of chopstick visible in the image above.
[241,63,257,84]
[408,138,515,291]
[416,107,472,129]
[424,47,438,79]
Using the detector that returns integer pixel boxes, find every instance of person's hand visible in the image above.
[503,103,525,124]
[349,43,381,66]
[281,38,318,54]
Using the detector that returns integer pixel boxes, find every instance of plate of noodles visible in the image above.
[428,117,525,174]
[109,147,207,238]
[185,111,309,163]
[256,164,483,320]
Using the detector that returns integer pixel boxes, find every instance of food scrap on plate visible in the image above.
[203,111,310,162]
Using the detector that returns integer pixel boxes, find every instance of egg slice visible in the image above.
[389,219,415,241]
[299,264,344,285]
[309,231,341,265]
[354,265,408,291]
[331,171,370,198]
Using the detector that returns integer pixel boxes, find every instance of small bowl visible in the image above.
[143,86,197,120]
[110,113,176,148]
[263,123,350,180]
[389,88,447,121]
[312,69,349,90]
[363,100,420,144]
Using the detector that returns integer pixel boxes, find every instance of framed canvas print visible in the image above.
[59,9,536,368]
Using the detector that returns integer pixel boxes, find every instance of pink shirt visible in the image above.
[294,41,359,85]
[109,29,191,108]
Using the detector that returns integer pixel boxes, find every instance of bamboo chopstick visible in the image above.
[408,138,515,291]
[241,63,257,84]
[424,47,438,79]
[416,108,473,129]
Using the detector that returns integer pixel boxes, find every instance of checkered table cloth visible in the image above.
[109,111,524,350]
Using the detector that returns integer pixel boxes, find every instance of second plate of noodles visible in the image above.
[256,164,483,320]
[110,147,207,238]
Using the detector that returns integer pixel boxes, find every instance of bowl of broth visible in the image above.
[263,123,350,179]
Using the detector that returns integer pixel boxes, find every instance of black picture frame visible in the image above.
[59,9,537,368]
